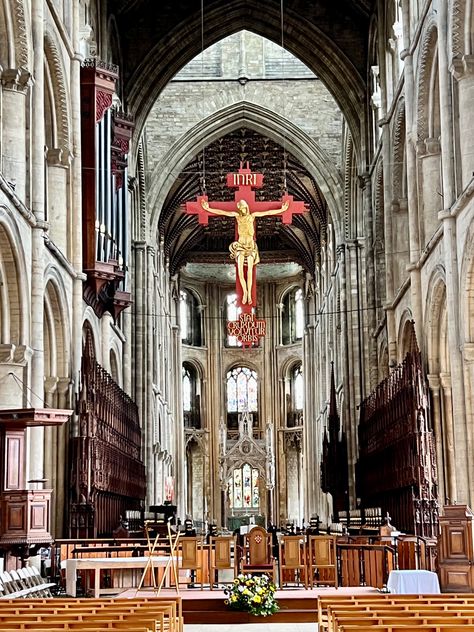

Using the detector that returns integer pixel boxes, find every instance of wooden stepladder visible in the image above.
[135,521,181,595]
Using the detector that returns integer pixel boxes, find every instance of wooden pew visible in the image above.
[0,596,182,632]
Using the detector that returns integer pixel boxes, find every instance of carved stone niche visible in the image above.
[0,408,72,559]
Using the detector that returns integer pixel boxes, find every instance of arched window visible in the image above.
[287,363,304,427]
[228,463,259,510]
[226,366,258,431]
[180,289,202,346]
[225,293,241,347]
[282,287,305,344]
[182,363,201,429]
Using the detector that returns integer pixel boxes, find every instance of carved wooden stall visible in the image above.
[69,333,146,537]
[356,341,438,537]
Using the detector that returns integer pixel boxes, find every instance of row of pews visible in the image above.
[318,593,474,631]
[0,597,182,631]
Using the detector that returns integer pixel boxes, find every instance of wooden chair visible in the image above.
[241,526,277,583]
[180,536,204,589]
[209,535,236,590]
[308,535,337,588]
[279,535,307,588]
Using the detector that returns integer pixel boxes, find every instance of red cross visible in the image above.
[185,163,307,312]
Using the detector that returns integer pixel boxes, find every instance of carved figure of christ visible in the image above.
[201,198,289,305]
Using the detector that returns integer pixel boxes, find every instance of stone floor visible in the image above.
[185,625,317,632]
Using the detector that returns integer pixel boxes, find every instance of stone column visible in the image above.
[439,372,458,502]
[450,56,474,189]
[71,1,85,438]
[172,323,185,519]
[401,0,423,344]
[427,374,446,504]
[1,69,31,200]
[56,377,71,535]
[360,174,378,390]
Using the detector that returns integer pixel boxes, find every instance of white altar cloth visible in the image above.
[65,555,172,597]
[387,569,441,594]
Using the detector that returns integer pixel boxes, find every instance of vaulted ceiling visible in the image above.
[107,0,372,145]
[159,128,328,278]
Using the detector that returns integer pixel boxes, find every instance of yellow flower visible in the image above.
[253,595,262,603]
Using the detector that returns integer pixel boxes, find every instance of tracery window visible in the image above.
[180,289,202,346]
[282,287,305,344]
[228,464,259,510]
[226,366,258,431]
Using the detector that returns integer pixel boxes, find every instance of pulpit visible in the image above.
[0,408,71,561]
[438,504,474,592]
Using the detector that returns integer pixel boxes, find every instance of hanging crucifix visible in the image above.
[186,163,307,344]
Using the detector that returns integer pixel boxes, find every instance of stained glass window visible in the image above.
[229,464,259,509]
[227,367,258,412]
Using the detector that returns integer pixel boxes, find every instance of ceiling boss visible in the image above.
[185,163,307,345]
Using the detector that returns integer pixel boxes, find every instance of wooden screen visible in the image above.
[356,341,438,537]
[69,332,146,537]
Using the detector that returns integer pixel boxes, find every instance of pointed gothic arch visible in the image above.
[148,101,345,244]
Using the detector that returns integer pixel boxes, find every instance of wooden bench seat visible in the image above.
[0,596,182,632]
[318,593,474,631]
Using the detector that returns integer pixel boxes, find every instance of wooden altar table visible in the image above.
[65,555,172,597]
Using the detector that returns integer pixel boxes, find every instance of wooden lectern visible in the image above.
[438,504,474,592]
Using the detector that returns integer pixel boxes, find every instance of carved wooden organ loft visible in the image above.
[69,330,146,538]
[81,58,133,319]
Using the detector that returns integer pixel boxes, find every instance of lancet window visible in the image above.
[282,287,305,344]
[225,293,241,347]
[182,363,201,429]
[287,363,304,427]
[180,289,202,346]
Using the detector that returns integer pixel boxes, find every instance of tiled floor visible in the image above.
[185,625,317,632]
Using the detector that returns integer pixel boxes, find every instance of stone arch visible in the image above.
[425,267,448,375]
[109,347,120,385]
[416,21,440,144]
[148,101,345,244]
[125,3,366,154]
[398,312,416,361]
[461,217,474,343]
[377,339,390,381]
[392,98,406,201]
[451,0,474,57]
[0,205,29,345]
[0,0,31,70]
[82,314,100,361]
[43,271,70,380]
[44,30,71,157]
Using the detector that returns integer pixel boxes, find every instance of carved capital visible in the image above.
[450,55,474,81]
[439,372,452,390]
[1,68,33,93]
[427,373,441,392]
[462,342,474,364]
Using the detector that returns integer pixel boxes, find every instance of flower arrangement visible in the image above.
[224,573,279,617]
